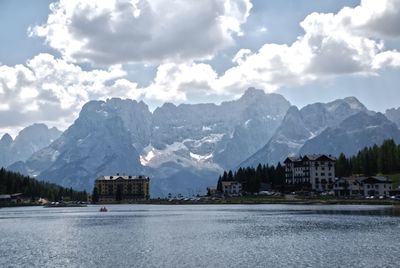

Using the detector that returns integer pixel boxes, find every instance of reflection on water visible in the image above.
[1,204,400,268]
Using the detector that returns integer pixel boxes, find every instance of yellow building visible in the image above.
[95,174,150,202]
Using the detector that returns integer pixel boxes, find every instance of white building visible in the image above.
[284,154,336,192]
[362,176,392,197]
[333,177,363,197]
[333,176,393,197]
[221,181,242,196]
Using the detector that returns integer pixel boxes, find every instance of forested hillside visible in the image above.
[0,168,87,201]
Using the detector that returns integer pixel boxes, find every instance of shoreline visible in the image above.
[2,198,400,207]
[94,198,400,206]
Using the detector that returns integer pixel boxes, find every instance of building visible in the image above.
[362,176,392,197]
[95,174,150,202]
[333,176,393,197]
[333,177,364,197]
[0,194,11,203]
[221,181,242,196]
[284,154,336,192]
[206,186,218,196]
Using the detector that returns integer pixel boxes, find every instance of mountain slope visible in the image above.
[11,89,291,196]
[300,112,400,156]
[240,96,369,166]
[239,106,311,167]
[0,124,61,168]
[385,107,400,128]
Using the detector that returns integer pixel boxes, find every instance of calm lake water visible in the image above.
[1,204,400,268]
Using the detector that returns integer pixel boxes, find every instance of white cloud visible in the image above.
[256,26,268,33]
[31,0,252,65]
[140,0,400,101]
[0,53,142,133]
[3,0,400,135]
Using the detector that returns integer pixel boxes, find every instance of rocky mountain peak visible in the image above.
[385,107,400,128]
[0,133,13,145]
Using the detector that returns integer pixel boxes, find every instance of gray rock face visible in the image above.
[385,107,400,128]
[13,100,144,190]
[240,97,369,167]
[239,106,311,167]
[0,124,61,168]
[10,91,396,197]
[300,112,400,156]
[0,134,13,167]
[11,89,291,196]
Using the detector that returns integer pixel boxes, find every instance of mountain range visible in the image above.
[4,88,400,197]
[0,124,61,168]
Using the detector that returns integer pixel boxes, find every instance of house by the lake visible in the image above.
[284,154,336,192]
[221,181,242,196]
[362,176,392,197]
[95,174,150,202]
[333,176,392,197]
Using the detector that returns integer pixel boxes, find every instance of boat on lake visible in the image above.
[99,206,108,212]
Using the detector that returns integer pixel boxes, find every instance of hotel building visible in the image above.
[95,174,150,202]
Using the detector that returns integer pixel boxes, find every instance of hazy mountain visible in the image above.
[9,90,398,197]
[0,134,13,167]
[0,124,61,168]
[385,107,400,128]
[11,89,291,196]
[240,97,369,167]
[300,112,400,156]
[239,106,311,168]
[11,99,145,190]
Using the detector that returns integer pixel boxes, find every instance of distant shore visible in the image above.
[3,196,400,207]
[95,196,400,206]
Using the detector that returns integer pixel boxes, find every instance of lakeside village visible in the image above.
[1,154,400,206]
[74,153,400,204]
[207,154,398,201]
[2,139,400,205]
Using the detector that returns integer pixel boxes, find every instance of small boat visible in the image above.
[99,207,108,212]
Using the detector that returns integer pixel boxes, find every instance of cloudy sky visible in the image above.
[1,0,400,137]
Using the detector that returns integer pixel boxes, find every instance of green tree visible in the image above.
[92,187,99,203]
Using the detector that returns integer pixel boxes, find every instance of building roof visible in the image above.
[284,154,336,163]
[336,177,363,184]
[221,181,241,186]
[302,154,336,161]
[337,176,392,184]
[284,156,302,163]
[96,175,149,181]
[362,176,392,184]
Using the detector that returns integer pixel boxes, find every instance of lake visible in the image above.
[1,204,400,267]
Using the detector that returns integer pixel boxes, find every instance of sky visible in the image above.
[0,0,400,137]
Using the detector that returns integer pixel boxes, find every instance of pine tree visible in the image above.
[92,187,99,203]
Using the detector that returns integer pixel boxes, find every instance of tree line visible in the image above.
[336,139,400,177]
[217,163,286,194]
[217,139,400,194]
[0,168,87,201]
